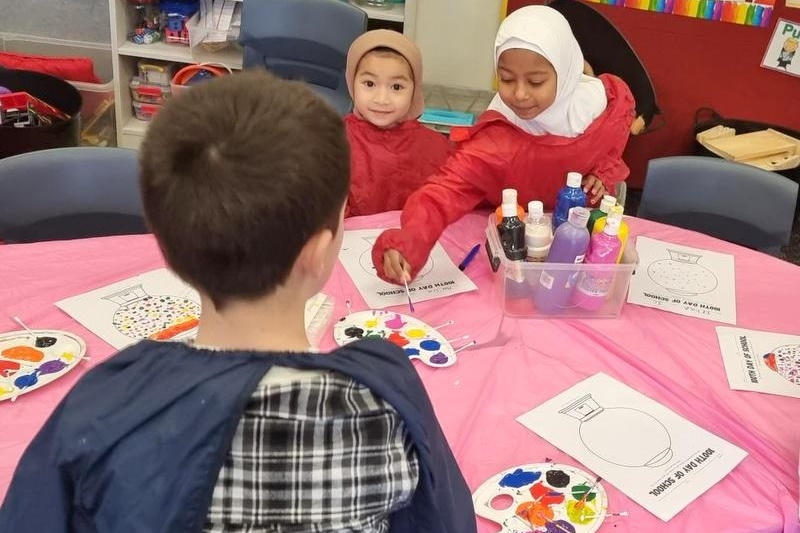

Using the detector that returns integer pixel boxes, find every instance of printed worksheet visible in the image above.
[338,229,477,309]
[716,326,800,398]
[518,373,747,522]
[627,236,736,324]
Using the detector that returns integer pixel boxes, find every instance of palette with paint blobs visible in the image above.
[333,310,457,368]
[473,463,608,533]
[0,329,86,401]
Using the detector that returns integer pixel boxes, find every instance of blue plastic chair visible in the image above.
[239,0,368,115]
[637,156,798,256]
[0,147,147,243]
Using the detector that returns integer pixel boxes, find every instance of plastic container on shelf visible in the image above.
[129,76,171,104]
[132,101,162,122]
[484,214,637,318]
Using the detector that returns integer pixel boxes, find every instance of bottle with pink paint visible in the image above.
[573,217,622,311]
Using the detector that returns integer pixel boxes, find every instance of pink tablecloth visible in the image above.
[1,211,798,533]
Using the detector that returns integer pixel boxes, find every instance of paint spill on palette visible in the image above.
[0,330,87,401]
[333,310,457,368]
[473,463,607,533]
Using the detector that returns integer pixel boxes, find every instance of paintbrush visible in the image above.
[574,476,602,510]
[402,277,415,313]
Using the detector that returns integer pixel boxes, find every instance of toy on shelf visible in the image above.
[128,3,163,45]
[697,126,800,171]
[161,0,200,46]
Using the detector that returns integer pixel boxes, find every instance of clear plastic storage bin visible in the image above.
[485,215,637,318]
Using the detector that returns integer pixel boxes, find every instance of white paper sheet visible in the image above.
[716,326,800,398]
[517,373,747,522]
[627,236,736,324]
[338,229,477,309]
[57,268,330,350]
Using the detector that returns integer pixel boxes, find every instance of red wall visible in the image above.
[507,0,800,188]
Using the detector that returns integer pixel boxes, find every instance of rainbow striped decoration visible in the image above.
[587,0,773,27]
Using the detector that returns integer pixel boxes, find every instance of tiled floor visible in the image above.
[626,189,800,266]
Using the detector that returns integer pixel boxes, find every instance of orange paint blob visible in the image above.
[2,345,44,362]
[515,500,555,527]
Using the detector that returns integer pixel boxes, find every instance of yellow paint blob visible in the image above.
[365,318,379,328]
[61,352,75,362]
[406,328,426,339]
[566,500,596,524]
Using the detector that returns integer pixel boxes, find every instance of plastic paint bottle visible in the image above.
[553,172,587,230]
[495,188,525,225]
[534,207,591,314]
[525,200,553,262]
[574,217,622,311]
[499,202,527,261]
[592,205,628,263]
[587,195,616,234]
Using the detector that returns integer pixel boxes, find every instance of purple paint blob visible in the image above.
[39,360,68,375]
[499,468,541,488]
[429,352,449,365]
[419,339,441,351]
[15,371,39,389]
[545,520,576,533]
[404,348,420,356]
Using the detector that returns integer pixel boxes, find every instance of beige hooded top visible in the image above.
[345,29,425,121]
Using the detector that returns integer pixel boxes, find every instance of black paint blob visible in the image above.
[344,327,364,339]
[35,336,57,348]
[546,469,570,488]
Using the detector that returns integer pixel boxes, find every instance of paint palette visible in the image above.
[0,329,87,401]
[333,310,456,368]
[473,463,608,533]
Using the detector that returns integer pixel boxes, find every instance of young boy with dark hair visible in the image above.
[0,71,475,533]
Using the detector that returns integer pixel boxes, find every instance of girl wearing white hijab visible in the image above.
[373,6,636,284]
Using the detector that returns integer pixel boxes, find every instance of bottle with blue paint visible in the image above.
[553,172,587,230]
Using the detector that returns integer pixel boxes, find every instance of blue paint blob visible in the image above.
[499,468,541,488]
[404,348,420,356]
[14,371,40,389]
[419,339,441,351]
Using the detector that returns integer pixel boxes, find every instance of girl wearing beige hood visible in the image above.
[344,30,453,217]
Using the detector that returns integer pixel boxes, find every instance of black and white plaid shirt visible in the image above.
[204,366,419,533]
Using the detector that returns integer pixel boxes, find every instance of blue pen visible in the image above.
[458,244,482,271]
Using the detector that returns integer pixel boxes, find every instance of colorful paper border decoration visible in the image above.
[586,0,774,27]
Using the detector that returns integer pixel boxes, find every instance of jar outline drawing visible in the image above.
[763,344,800,386]
[358,236,434,281]
[560,394,674,468]
[102,284,201,340]
[647,249,718,297]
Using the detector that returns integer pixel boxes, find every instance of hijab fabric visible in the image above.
[487,6,607,137]
[345,29,425,121]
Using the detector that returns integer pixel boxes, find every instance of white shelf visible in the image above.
[357,2,405,23]
[117,41,243,70]
[123,117,149,136]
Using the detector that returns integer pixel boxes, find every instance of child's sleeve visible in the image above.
[372,129,508,282]
[589,76,636,193]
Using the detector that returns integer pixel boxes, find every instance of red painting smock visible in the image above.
[345,114,454,217]
[372,73,634,281]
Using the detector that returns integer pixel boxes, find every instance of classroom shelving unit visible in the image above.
[108,0,417,149]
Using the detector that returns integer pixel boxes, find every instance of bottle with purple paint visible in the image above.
[533,207,590,314]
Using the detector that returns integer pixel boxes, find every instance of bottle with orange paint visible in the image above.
[494,188,525,225]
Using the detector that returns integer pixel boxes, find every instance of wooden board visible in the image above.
[703,129,799,162]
